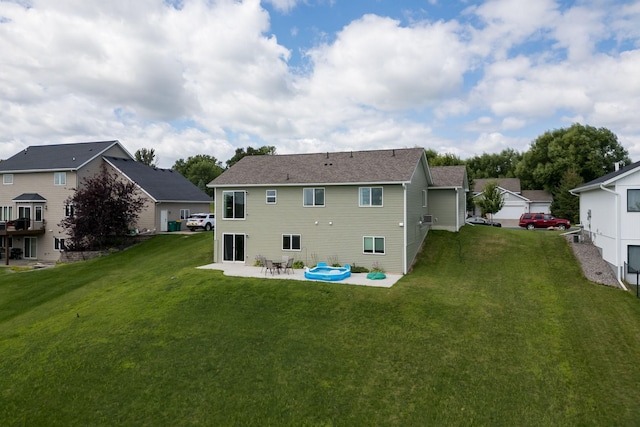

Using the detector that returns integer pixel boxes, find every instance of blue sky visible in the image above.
[1,0,639,167]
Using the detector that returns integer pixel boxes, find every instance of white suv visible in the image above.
[186,213,215,231]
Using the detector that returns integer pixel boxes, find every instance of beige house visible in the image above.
[207,148,437,274]
[0,140,210,263]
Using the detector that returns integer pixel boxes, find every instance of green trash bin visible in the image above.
[167,221,176,232]
[175,221,182,231]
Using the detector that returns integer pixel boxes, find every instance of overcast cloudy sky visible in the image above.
[1,0,639,168]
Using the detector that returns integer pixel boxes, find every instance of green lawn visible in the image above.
[1,228,639,426]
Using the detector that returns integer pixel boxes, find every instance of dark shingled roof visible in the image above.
[521,190,553,202]
[210,148,427,187]
[104,157,211,202]
[13,193,47,202]
[0,141,121,172]
[571,160,640,192]
[430,166,467,187]
[473,178,521,193]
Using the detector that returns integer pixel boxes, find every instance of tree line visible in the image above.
[136,123,630,223]
[427,123,631,223]
[134,146,277,197]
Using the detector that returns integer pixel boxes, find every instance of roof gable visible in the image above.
[209,148,427,187]
[104,157,210,203]
[0,141,126,173]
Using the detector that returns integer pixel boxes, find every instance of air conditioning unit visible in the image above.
[422,215,433,224]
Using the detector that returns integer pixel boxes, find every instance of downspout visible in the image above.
[403,183,408,275]
[598,184,628,290]
[455,187,460,231]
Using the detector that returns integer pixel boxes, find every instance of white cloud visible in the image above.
[304,14,469,111]
[0,0,640,167]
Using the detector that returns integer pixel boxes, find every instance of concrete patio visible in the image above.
[197,263,402,288]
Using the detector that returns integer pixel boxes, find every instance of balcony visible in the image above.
[0,219,47,237]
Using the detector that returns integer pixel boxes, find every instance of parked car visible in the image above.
[466,216,502,227]
[186,213,215,231]
[519,213,570,230]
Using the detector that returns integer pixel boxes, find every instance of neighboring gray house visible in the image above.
[0,141,210,263]
[207,148,434,274]
[428,166,469,232]
[472,178,552,219]
[571,160,640,285]
[103,156,213,232]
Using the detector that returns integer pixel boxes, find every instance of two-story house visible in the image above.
[0,140,211,264]
[570,160,640,285]
[207,148,434,274]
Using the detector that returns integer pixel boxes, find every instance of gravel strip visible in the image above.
[565,235,621,288]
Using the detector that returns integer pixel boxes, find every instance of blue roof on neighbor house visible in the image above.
[104,157,211,203]
[0,141,122,172]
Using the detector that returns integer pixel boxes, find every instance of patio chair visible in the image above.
[283,257,294,274]
[258,256,267,273]
[264,259,276,276]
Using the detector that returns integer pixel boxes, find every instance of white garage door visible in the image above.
[493,204,525,220]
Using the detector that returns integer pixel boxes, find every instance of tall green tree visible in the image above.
[516,123,630,220]
[551,169,584,224]
[425,149,465,166]
[466,149,522,180]
[516,123,630,192]
[134,148,157,167]
[172,155,224,197]
[226,145,276,168]
[475,181,504,219]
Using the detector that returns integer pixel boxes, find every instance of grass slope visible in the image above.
[1,229,639,426]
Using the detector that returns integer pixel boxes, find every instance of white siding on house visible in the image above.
[529,202,550,213]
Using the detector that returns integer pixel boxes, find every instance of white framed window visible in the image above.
[303,188,324,207]
[363,236,385,254]
[65,204,75,217]
[628,189,640,212]
[282,234,301,251]
[629,245,640,273]
[422,190,427,207]
[1,206,13,221]
[35,206,43,222]
[3,174,13,185]
[266,190,277,204]
[54,172,66,186]
[223,191,246,219]
[180,209,190,220]
[359,187,383,207]
[54,237,66,251]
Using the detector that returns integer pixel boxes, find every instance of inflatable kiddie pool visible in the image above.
[304,262,351,281]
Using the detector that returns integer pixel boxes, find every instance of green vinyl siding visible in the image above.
[428,190,457,231]
[404,155,431,272]
[214,185,406,273]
